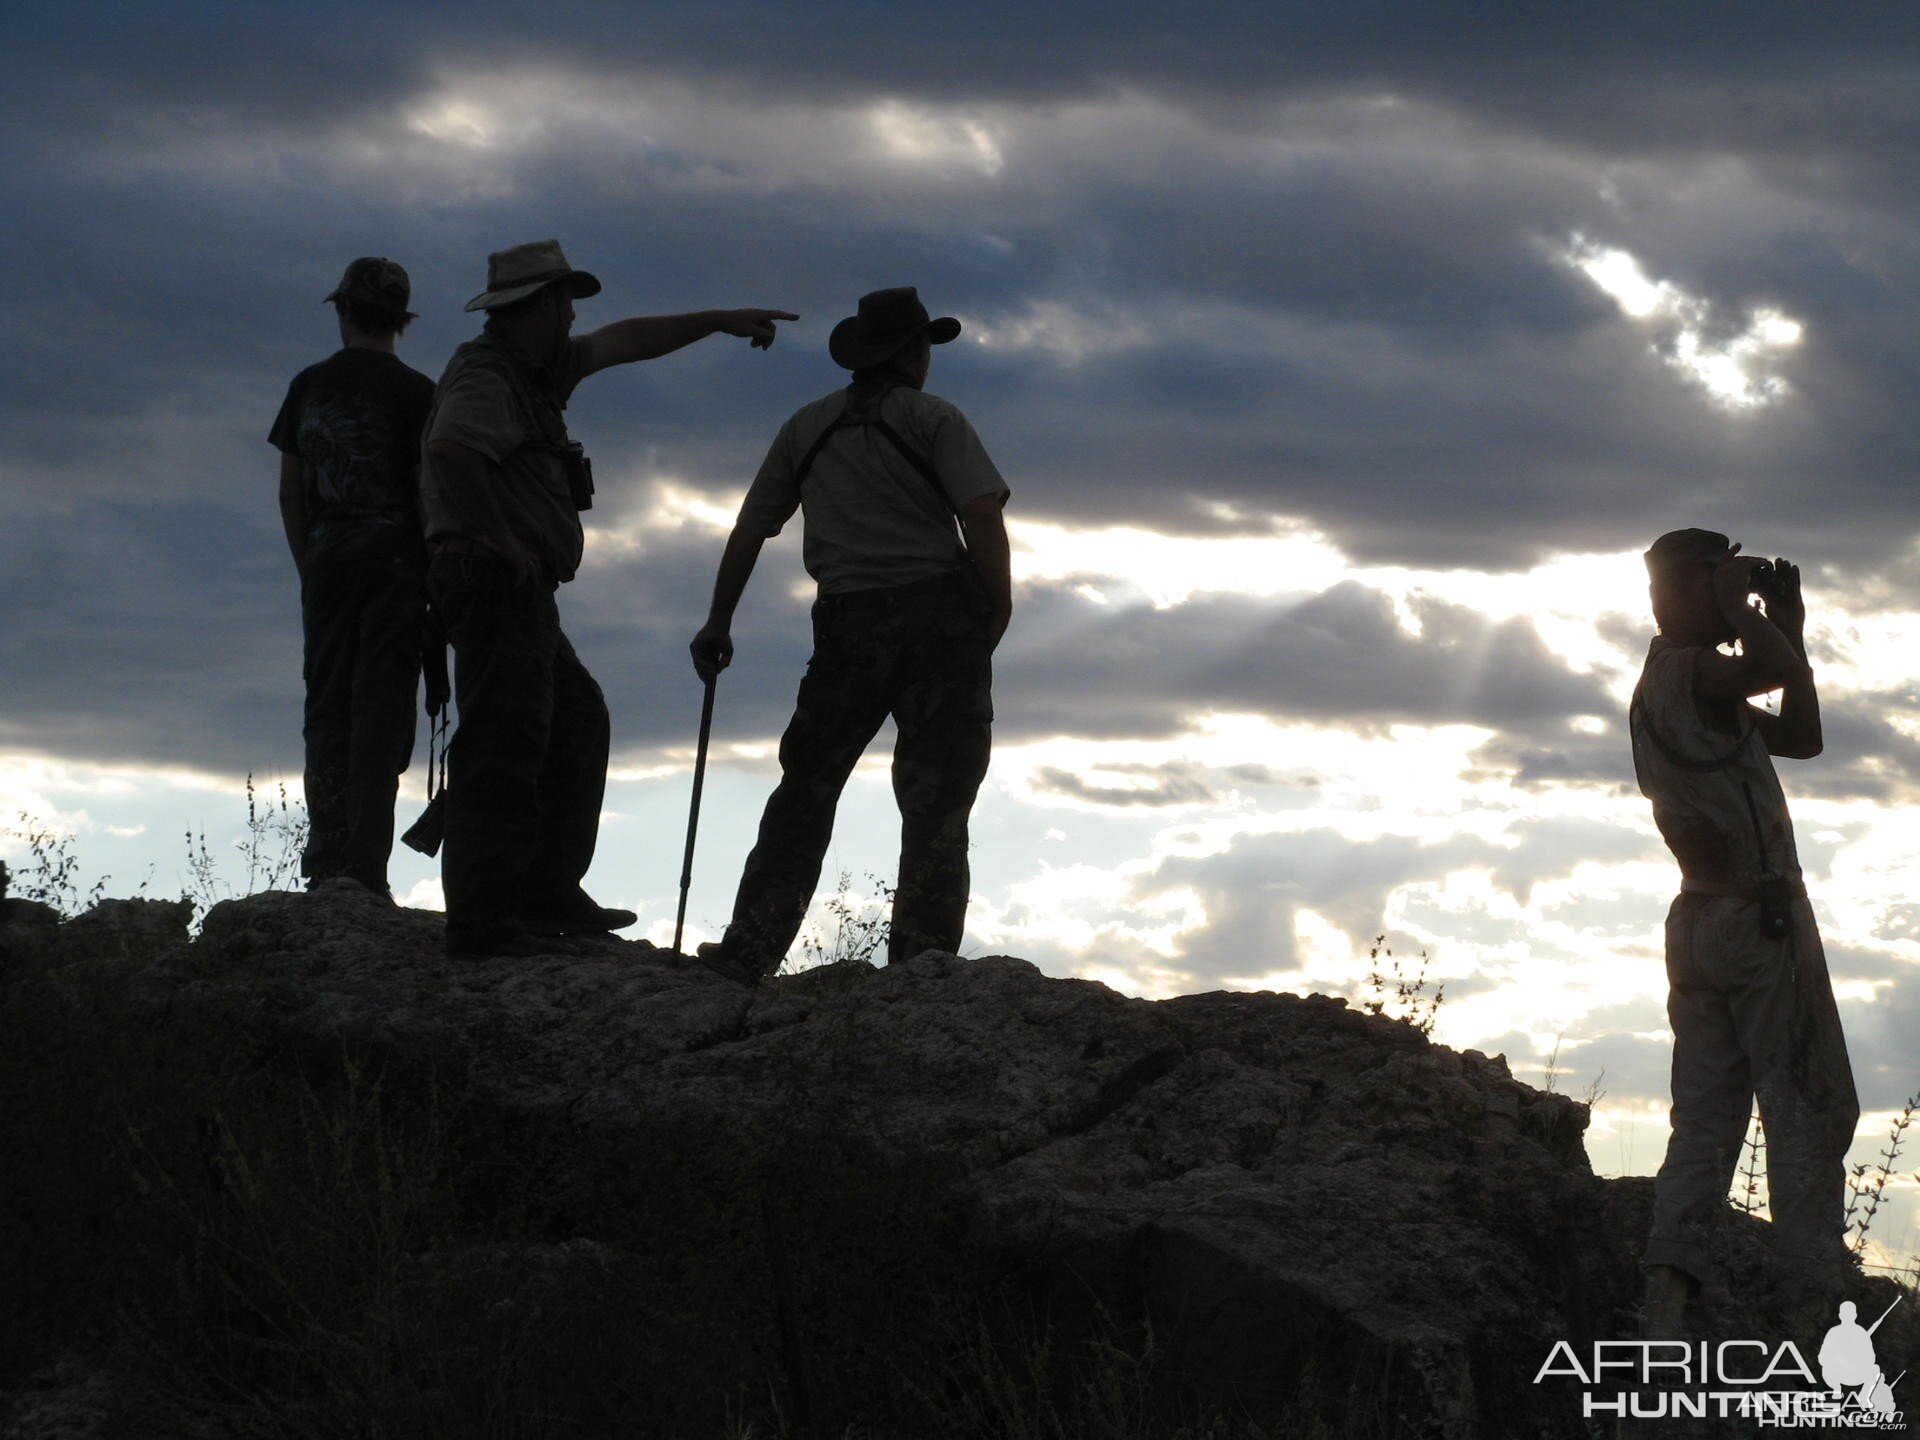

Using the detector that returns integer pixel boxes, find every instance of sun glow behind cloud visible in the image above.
[1565,236,1803,409]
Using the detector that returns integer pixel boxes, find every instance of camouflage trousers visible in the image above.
[428,551,609,944]
[1646,889,1859,1289]
[725,577,993,973]
[300,537,423,893]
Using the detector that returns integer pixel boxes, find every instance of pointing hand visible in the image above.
[722,308,800,350]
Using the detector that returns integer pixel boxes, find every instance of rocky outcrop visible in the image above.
[2,888,1912,1439]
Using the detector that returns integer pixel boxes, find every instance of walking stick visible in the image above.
[673,674,717,956]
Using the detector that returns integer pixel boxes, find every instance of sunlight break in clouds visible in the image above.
[866,100,1005,177]
[1565,236,1803,409]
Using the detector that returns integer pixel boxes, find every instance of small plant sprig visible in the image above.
[183,772,309,918]
[1734,1107,1768,1216]
[1361,934,1444,1036]
[795,870,895,973]
[1846,1089,1918,1255]
[5,813,113,917]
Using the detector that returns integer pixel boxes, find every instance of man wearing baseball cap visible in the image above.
[1631,528,1858,1336]
[690,286,1012,983]
[422,238,794,960]
[270,256,437,900]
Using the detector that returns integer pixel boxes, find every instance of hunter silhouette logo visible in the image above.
[1533,1295,1908,1428]
[1821,1299,1904,1419]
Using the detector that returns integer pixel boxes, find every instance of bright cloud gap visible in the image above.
[1565,235,1803,411]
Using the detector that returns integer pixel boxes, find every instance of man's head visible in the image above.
[325,256,415,339]
[1840,1301,1858,1323]
[1646,527,1735,642]
[467,238,600,354]
[831,287,959,386]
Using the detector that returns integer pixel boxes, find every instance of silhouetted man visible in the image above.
[691,287,1011,983]
[270,257,435,900]
[1631,528,1858,1337]
[1819,1300,1881,1398]
[424,238,794,960]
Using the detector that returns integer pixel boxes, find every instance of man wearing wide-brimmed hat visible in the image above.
[422,238,795,961]
[690,286,1012,983]
[1630,527,1858,1338]
[270,256,437,901]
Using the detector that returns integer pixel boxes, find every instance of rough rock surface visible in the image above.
[2,889,1913,1438]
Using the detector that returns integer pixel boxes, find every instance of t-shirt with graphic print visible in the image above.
[1630,634,1800,886]
[270,348,436,560]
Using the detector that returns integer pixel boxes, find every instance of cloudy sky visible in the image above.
[5,4,1918,1267]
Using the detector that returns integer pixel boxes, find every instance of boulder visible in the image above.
[1,888,1910,1438]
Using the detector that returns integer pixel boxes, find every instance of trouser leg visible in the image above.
[522,629,610,907]
[888,609,993,964]
[727,612,892,973]
[1647,896,1754,1286]
[1740,902,1859,1283]
[340,552,424,893]
[300,560,354,881]
[431,554,558,940]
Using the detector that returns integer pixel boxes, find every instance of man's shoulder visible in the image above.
[281,355,332,394]
[789,388,851,426]
[439,334,510,378]
[772,388,853,449]
[1639,636,1699,688]
[433,337,524,405]
[889,386,968,424]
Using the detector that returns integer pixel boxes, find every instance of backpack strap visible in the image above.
[791,383,966,552]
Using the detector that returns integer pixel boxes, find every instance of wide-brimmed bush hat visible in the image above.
[828,286,961,370]
[464,238,603,313]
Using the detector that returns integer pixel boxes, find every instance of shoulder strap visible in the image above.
[792,384,963,531]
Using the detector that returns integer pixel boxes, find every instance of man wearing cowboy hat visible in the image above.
[690,286,1012,983]
[270,256,437,901]
[423,238,795,960]
[1631,528,1857,1337]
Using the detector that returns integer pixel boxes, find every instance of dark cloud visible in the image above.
[1030,763,1214,809]
[6,6,1918,793]
[1135,826,1510,987]
[997,581,1614,743]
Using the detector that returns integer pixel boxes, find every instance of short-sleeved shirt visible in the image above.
[420,331,591,584]
[1630,636,1800,885]
[269,348,435,559]
[736,384,1009,595]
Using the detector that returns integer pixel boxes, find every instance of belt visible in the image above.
[1679,876,1807,901]
[816,572,964,614]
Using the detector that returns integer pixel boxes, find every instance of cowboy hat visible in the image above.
[827,286,960,370]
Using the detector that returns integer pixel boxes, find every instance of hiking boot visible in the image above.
[521,888,638,937]
[695,941,764,987]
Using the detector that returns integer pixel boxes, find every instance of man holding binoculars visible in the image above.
[1631,528,1858,1336]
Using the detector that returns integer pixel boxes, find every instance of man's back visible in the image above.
[272,347,434,554]
[737,382,1006,594]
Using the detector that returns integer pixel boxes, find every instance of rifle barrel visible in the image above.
[1867,1294,1902,1336]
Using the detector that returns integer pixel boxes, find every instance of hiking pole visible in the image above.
[673,674,717,955]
